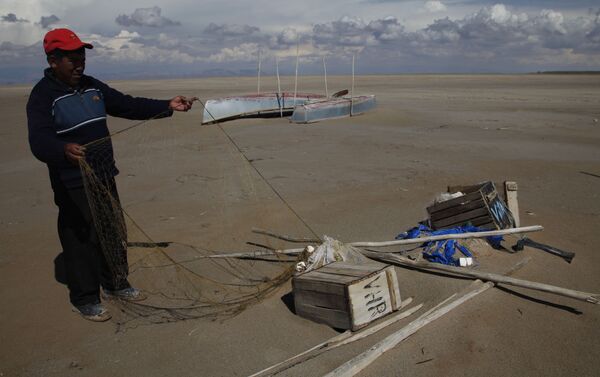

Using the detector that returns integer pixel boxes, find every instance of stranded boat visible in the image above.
[201,92,325,125]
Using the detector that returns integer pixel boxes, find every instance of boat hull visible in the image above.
[290,95,376,124]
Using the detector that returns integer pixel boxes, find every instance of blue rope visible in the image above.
[395,224,503,266]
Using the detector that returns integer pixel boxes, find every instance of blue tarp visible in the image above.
[395,224,503,266]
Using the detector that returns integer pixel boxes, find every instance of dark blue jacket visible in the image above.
[27,69,172,188]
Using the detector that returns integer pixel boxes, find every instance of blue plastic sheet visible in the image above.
[395,224,503,266]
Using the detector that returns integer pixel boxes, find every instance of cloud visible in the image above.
[206,43,259,62]
[2,13,28,23]
[425,1,447,13]
[313,16,376,49]
[84,30,199,64]
[115,7,181,28]
[2,2,600,82]
[204,23,259,36]
[39,14,60,28]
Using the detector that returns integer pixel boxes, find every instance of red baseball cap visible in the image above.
[43,28,93,54]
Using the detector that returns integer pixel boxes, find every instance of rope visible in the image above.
[197,97,321,240]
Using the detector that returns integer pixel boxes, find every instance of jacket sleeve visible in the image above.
[94,79,173,120]
[26,91,68,164]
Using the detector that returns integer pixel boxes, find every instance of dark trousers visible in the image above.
[53,177,130,306]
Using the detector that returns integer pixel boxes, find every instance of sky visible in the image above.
[0,0,599,83]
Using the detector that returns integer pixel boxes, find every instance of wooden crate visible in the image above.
[292,262,401,330]
[427,181,515,230]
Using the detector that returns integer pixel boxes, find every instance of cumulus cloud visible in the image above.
[2,13,28,23]
[311,15,406,55]
[314,16,378,49]
[206,43,260,62]
[204,23,259,36]
[39,15,60,28]
[425,1,447,13]
[115,7,181,28]
[84,30,199,64]
[586,10,600,43]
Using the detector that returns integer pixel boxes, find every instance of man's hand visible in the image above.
[64,143,86,165]
[169,96,197,112]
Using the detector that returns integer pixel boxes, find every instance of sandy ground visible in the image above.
[1,74,599,376]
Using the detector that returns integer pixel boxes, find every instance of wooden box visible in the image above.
[292,262,401,330]
[427,181,515,230]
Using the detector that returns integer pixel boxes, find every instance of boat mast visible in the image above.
[276,56,283,117]
[350,54,355,116]
[323,56,329,98]
[294,42,299,106]
[257,49,262,95]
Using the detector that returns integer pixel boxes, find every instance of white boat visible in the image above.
[290,94,376,124]
[201,92,325,124]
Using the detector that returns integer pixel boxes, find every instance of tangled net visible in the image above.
[79,120,303,330]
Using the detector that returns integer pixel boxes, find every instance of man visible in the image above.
[26,28,195,322]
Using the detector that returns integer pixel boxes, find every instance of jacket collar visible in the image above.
[44,67,91,92]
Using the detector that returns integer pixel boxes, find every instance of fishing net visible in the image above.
[78,114,310,330]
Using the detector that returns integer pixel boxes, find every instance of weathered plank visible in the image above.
[292,279,346,296]
[294,290,348,311]
[348,269,394,329]
[385,267,402,310]
[433,207,489,228]
[429,198,485,221]
[504,181,520,227]
[295,303,351,329]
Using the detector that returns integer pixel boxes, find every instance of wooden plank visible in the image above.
[429,198,485,221]
[301,271,359,284]
[348,270,393,330]
[433,207,489,228]
[385,267,402,311]
[470,218,496,229]
[295,303,351,329]
[292,279,346,296]
[318,267,376,279]
[426,191,482,213]
[248,301,422,377]
[435,215,494,230]
[294,290,348,311]
[504,181,520,227]
[325,261,386,272]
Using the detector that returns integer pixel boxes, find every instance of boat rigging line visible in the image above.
[198,97,322,241]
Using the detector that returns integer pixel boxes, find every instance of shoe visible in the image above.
[103,287,147,302]
[73,303,112,322]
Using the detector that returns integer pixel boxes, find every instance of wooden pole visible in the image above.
[350,225,544,248]
[206,248,304,259]
[248,299,422,377]
[363,250,599,304]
